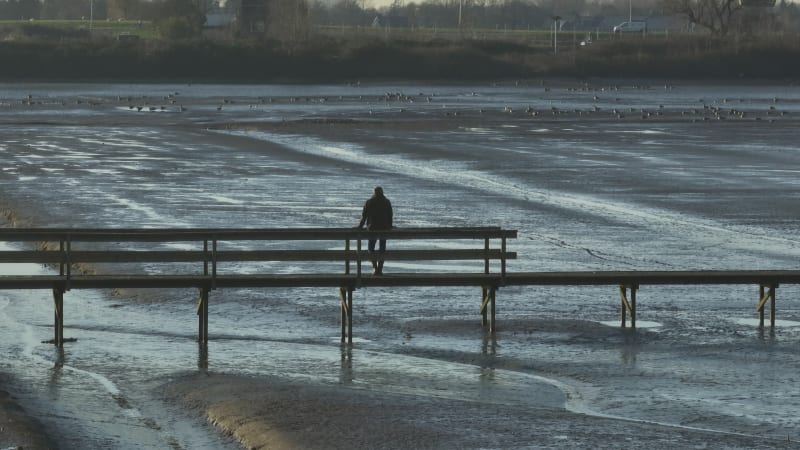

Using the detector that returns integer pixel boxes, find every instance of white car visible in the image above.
[613,21,647,33]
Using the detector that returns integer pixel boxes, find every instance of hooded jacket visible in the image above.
[359,192,393,230]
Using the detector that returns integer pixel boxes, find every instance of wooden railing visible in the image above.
[503,270,800,330]
[2,227,797,348]
[0,227,517,345]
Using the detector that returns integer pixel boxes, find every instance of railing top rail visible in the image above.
[0,249,517,264]
[0,227,517,242]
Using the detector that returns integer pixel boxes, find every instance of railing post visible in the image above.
[59,240,65,276]
[344,239,350,275]
[203,239,209,276]
[484,238,490,274]
[501,237,507,282]
[356,238,362,286]
[211,236,217,291]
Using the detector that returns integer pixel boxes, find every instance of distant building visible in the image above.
[240,0,267,33]
[206,11,236,28]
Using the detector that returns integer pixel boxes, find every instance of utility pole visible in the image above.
[552,16,561,55]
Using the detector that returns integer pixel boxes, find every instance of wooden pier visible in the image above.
[502,270,799,329]
[0,228,515,346]
[0,228,798,347]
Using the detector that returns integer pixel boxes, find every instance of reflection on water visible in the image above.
[197,343,208,371]
[620,330,640,368]
[339,345,353,385]
[481,332,497,356]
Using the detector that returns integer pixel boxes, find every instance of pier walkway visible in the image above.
[0,228,514,345]
[0,228,797,346]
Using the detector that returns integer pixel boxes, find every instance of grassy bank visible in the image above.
[0,30,799,81]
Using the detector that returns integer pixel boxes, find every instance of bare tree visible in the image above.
[107,0,138,19]
[267,0,311,49]
[662,0,741,36]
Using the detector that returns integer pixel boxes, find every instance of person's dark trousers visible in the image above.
[368,238,387,274]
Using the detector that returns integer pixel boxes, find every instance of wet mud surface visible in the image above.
[1,81,800,448]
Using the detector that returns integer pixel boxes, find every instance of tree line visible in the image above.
[1,0,800,40]
[313,0,800,37]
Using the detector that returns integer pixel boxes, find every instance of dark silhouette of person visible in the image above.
[357,186,393,275]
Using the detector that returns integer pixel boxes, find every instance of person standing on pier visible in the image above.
[357,186,393,275]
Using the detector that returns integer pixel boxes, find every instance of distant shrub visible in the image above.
[0,32,799,81]
[20,24,90,40]
[157,17,202,40]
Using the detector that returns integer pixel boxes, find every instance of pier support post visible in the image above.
[481,287,488,327]
[340,287,353,344]
[490,287,496,332]
[620,284,638,329]
[771,285,776,328]
[757,284,777,329]
[53,288,64,347]
[480,286,497,332]
[340,287,346,342]
[198,287,209,343]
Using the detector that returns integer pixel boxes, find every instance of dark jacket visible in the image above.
[359,194,393,230]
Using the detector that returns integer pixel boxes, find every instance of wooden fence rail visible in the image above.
[2,228,798,348]
[0,227,516,346]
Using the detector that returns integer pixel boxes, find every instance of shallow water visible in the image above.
[1,81,800,448]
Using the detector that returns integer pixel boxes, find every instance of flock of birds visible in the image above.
[3,85,796,124]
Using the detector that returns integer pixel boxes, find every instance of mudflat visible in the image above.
[1,386,53,449]
[2,81,800,449]
[162,371,786,450]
